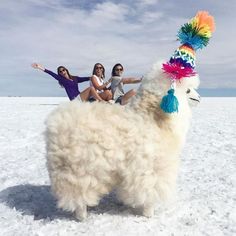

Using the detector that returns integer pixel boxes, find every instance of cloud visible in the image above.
[92,2,129,20]
[137,0,160,7]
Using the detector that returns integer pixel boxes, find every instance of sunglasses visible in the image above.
[115,67,123,71]
[59,68,66,73]
[95,66,103,70]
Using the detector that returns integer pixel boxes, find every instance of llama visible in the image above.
[45,11,215,220]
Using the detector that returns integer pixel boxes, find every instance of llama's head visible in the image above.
[140,62,201,112]
[177,73,201,107]
[139,11,215,114]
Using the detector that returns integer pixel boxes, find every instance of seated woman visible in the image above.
[31,63,103,102]
[90,63,113,101]
[110,63,143,105]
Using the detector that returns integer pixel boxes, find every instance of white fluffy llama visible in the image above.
[45,11,215,220]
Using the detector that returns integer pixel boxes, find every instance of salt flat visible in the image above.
[0,97,235,236]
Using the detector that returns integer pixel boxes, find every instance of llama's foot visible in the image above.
[142,205,154,217]
[75,204,87,221]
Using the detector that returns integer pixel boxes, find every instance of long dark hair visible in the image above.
[111,63,123,76]
[92,63,105,79]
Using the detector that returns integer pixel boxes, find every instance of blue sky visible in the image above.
[0,0,235,96]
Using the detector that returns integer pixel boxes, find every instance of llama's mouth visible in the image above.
[189,97,200,103]
[188,96,201,107]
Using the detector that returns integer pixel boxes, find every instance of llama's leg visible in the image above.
[75,204,87,221]
[142,204,155,217]
[118,187,156,217]
[117,172,158,217]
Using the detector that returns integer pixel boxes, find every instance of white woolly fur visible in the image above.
[45,62,199,220]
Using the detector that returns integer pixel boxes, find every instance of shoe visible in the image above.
[108,100,115,104]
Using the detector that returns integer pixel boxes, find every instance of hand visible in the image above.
[31,63,44,71]
[106,78,112,86]
[31,63,39,69]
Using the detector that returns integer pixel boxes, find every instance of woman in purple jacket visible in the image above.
[31,63,103,102]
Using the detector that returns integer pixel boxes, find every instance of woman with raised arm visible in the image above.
[110,63,143,105]
[31,63,103,102]
[90,63,113,101]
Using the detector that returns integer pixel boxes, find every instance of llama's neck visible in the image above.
[128,89,192,146]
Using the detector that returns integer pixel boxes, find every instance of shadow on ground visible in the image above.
[0,184,129,221]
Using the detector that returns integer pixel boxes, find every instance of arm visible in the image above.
[90,75,112,91]
[31,63,59,81]
[76,76,90,83]
[121,76,143,84]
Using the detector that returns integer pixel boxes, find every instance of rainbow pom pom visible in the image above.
[177,11,215,50]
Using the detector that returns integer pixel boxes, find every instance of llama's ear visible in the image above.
[180,74,200,89]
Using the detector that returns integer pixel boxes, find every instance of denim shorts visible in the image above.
[115,96,123,104]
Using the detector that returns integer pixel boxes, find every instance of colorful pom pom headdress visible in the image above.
[160,11,215,113]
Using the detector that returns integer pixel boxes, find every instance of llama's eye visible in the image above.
[186,88,191,94]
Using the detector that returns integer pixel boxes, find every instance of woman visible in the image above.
[110,63,143,105]
[31,63,103,102]
[90,63,113,101]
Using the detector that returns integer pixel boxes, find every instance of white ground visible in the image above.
[0,97,235,236]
